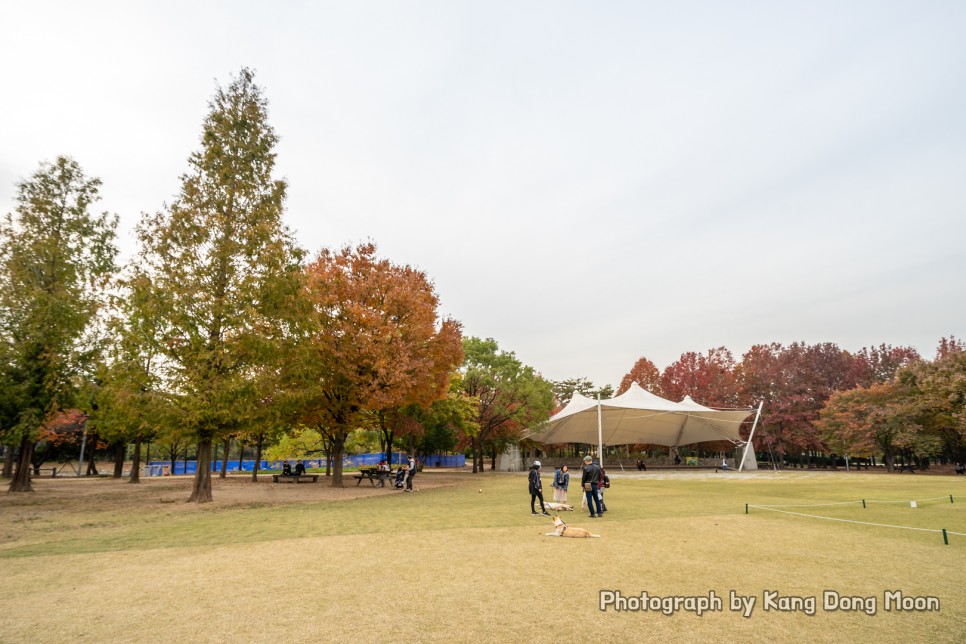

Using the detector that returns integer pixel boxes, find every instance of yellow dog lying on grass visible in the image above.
[544,515,600,538]
[543,501,574,512]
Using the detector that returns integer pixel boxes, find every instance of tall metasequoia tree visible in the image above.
[136,69,306,502]
[0,157,117,492]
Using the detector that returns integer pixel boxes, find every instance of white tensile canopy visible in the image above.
[528,383,763,470]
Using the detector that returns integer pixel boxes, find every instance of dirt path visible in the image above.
[1,469,473,514]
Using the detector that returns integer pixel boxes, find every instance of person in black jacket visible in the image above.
[529,460,550,516]
[581,455,603,518]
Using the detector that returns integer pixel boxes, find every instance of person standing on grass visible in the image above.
[529,460,550,516]
[552,465,563,502]
[406,454,417,491]
[597,466,609,513]
[581,455,603,518]
[557,465,570,504]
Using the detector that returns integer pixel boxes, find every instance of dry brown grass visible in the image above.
[1,470,964,642]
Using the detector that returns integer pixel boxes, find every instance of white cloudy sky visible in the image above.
[2,1,964,388]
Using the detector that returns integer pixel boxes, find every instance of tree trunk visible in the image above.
[112,441,125,478]
[883,451,895,473]
[383,428,394,469]
[219,436,230,478]
[251,434,263,482]
[188,439,214,502]
[129,437,142,484]
[330,434,347,487]
[471,436,480,474]
[3,445,14,478]
[9,436,34,492]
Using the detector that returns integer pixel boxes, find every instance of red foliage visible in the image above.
[617,356,662,395]
[660,347,738,407]
[39,409,88,445]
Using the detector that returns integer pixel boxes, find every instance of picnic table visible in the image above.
[894,464,916,473]
[353,469,394,487]
[272,474,319,483]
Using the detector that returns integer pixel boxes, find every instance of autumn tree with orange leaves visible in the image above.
[616,357,662,396]
[299,243,463,487]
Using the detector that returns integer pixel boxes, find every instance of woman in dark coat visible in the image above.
[529,460,550,516]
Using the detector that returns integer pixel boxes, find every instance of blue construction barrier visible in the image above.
[147,452,465,476]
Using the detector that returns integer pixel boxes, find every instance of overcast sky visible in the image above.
[2,1,964,389]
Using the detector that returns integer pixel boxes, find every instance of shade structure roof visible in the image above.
[528,383,756,447]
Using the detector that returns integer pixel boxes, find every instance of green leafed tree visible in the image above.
[135,68,307,502]
[0,157,118,492]
[551,377,614,407]
[89,271,175,483]
[459,337,555,473]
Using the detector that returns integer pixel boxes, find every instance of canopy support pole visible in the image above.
[597,394,603,470]
[738,401,764,472]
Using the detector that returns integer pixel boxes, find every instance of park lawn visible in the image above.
[0,471,963,643]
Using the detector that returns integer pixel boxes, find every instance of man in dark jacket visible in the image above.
[581,455,603,518]
[529,460,550,516]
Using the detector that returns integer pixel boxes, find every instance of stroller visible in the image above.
[392,467,407,489]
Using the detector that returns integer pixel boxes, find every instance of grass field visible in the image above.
[1,470,964,643]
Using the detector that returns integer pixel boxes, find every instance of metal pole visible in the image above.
[77,426,88,477]
[738,401,764,472]
[597,394,603,470]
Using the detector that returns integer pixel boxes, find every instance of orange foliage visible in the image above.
[302,242,464,427]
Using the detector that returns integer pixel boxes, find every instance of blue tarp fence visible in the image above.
[147,452,465,476]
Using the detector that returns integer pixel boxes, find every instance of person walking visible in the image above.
[529,460,550,516]
[581,455,603,518]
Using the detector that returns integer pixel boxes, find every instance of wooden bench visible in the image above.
[644,465,724,472]
[272,474,319,483]
[894,464,916,473]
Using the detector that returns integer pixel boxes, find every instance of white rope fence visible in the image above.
[746,494,965,545]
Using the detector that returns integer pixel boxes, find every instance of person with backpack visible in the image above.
[581,455,603,518]
[597,466,610,513]
[529,460,550,516]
